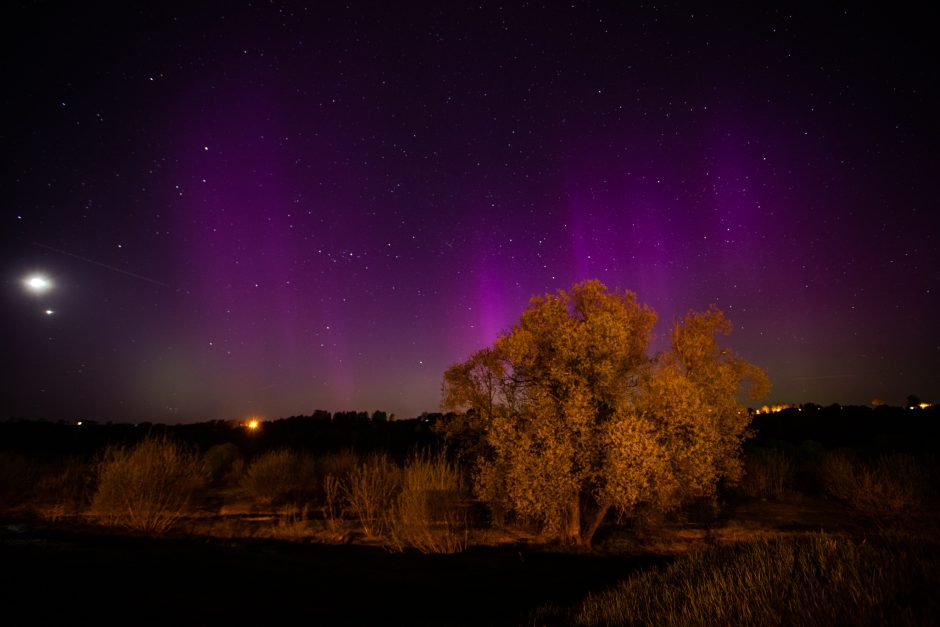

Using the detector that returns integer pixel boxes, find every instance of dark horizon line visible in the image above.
[3,399,934,427]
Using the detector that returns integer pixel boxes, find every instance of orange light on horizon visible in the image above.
[246,418,260,430]
[756,404,797,414]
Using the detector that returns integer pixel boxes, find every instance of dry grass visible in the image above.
[240,449,317,506]
[385,452,467,553]
[323,474,344,532]
[320,449,359,532]
[33,457,96,521]
[89,435,205,534]
[0,452,38,510]
[819,452,934,518]
[343,453,400,538]
[739,448,794,500]
[256,504,314,540]
[319,449,359,480]
[203,442,245,487]
[531,533,940,626]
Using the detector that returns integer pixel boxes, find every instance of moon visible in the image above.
[24,274,53,294]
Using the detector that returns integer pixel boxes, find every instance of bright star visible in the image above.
[45,309,54,315]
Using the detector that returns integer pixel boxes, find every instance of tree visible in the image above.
[441,280,769,546]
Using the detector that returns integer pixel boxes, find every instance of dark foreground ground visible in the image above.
[0,521,663,626]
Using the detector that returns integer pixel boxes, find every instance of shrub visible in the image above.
[89,435,205,534]
[385,452,467,553]
[323,474,345,531]
[240,449,317,506]
[343,453,400,538]
[319,449,359,481]
[818,450,858,502]
[738,448,794,499]
[203,442,245,487]
[819,451,932,518]
[0,453,39,510]
[531,534,940,626]
[319,449,359,527]
[34,457,96,520]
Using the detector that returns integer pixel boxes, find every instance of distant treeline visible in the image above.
[0,411,454,459]
[750,403,939,453]
[2,404,937,460]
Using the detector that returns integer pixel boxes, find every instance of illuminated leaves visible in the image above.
[442,280,770,545]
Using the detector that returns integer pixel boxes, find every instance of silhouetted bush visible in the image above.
[323,474,344,532]
[318,449,359,481]
[819,451,934,518]
[203,442,245,487]
[738,448,794,500]
[318,449,360,532]
[89,435,205,534]
[240,449,317,506]
[0,452,39,510]
[385,452,467,553]
[818,451,858,502]
[34,457,96,520]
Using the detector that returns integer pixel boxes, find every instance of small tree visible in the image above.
[442,280,769,546]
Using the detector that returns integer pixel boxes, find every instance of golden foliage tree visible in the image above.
[441,280,769,545]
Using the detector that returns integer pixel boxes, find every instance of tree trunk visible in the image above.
[580,500,611,547]
[564,495,581,544]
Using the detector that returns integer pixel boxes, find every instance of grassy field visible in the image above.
[530,533,940,626]
[2,417,938,625]
[3,521,938,625]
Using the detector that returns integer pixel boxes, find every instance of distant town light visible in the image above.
[756,404,796,414]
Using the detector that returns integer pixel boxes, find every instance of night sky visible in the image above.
[3,2,937,423]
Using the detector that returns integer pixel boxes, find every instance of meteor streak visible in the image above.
[32,241,170,288]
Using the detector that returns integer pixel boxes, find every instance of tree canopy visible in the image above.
[441,280,769,545]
